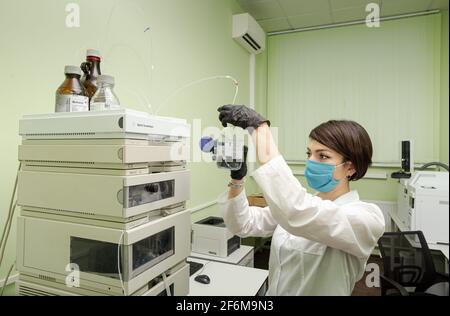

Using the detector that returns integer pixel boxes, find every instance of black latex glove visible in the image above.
[230,145,248,180]
[218,105,270,131]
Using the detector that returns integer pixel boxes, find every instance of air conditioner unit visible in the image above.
[232,13,266,54]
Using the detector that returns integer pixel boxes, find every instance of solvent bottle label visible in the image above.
[55,95,89,112]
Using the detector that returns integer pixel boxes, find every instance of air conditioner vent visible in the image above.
[232,13,266,54]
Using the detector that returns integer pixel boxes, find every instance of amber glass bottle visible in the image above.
[55,65,89,112]
[81,49,102,108]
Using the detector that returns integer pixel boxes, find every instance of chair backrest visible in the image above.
[378,231,437,292]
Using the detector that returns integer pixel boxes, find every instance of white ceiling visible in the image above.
[236,0,449,33]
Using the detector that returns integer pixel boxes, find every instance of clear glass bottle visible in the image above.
[55,65,89,112]
[90,75,121,111]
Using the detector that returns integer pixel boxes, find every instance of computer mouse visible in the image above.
[194,274,210,284]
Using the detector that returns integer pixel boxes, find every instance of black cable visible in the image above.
[417,162,449,172]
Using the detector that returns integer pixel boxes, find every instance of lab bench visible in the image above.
[187,257,268,296]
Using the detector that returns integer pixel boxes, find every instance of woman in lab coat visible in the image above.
[216,105,385,296]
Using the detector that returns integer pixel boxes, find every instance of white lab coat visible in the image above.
[217,155,385,296]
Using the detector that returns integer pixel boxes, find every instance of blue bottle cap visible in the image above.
[200,136,215,153]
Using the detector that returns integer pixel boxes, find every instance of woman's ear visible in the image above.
[346,162,356,178]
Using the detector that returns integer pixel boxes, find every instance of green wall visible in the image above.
[254,12,449,202]
[0,0,250,289]
[441,10,449,164]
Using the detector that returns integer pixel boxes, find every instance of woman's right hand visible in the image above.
[230,145,248,180]
[217,104,279,166]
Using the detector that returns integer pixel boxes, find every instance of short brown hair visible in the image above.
[309,120,373,181]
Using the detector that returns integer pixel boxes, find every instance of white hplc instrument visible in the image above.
[17,262,190,296]
[19,109,190,140]
[397,171,449,245]
[18,109,190,173]
[16,109,192,296]
[18,140,188,174]
[18,169,190,221]
[17,209,191,296]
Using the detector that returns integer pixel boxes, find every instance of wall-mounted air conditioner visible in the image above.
[232,13,266,54]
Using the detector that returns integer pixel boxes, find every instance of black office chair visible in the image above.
[378,231,449,296]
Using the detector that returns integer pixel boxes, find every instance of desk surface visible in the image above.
[188,258,268,296]
[190,245,254,264]
[387,208,449,260]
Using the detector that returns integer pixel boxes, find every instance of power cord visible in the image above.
[0,262,15,296]
[0,163,21,293]
[117,230,126,296]
[161,272,172,296]
[196,261,210,276]
[0,201,17,270]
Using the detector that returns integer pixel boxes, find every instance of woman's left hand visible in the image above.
[217,105,279,165]
[217,105,270,131]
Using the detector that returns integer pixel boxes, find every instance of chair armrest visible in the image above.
[414,272,449,294]
[436,272,449,282]
[381,275,410,296]
[393,265,422,284]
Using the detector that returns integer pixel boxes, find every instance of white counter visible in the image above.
[188,258,268,296]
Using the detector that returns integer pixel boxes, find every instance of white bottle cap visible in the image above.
[97,74,115,85]
[86,49,101,58]
[64,65,82,75]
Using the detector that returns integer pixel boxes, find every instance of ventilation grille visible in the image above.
[64,210,96,216]
[24,160,95,165]
[24,132,96,136]
[28,206,96,217]
[19,285,58,296]
[243,33,261,51]
[51,208,96,216]
[38,274,57,282]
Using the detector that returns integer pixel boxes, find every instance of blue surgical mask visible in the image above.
[305,160,346,193]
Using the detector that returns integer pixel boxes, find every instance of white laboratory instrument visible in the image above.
[17,209,191,296]
[18,140,188,173]
[17,261,190,296]
[18,109,189,173]
[18,169,190,221]
[397,171,449,245]
[19,109,190,141]
[16,109,192,296]
[191,217,240,258]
